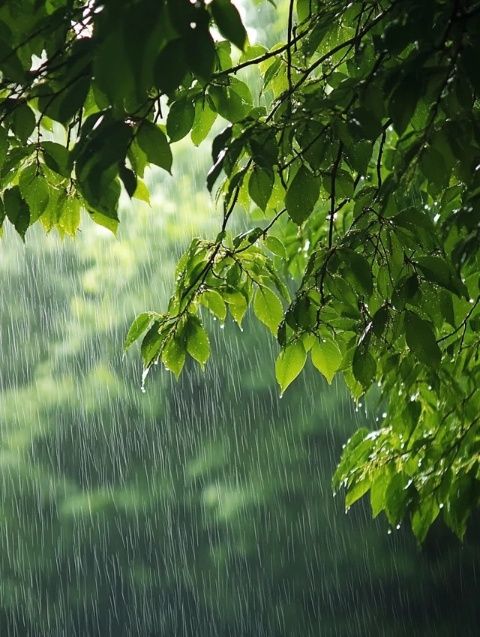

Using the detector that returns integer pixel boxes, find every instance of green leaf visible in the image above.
[200,289,227,321]
[370,471,389,518]
[412,498,439,542]
[4,186,30,239]
[185,27,216,80]
[443,474,475,539]
[352,345,376,389]
[89,210,119,234]
[186,316,211,366]
[250,128,278,169]
[388,78,419,135]
[224,289,248,326]
[141,322,165,367]
[333,170,355,198]
[210,0,248,50]
[154,39,188,94]
[42,141,72,178]
[167,0,198,33]
[128,139,148,178]
[209,79,252,123]
[297,0,313,22]
[264,235,286,258]
[420,146,448,189]
[275,341,307,394]
[19,167,50,222]
[345,477,371,508]
[125,312,157,350]
[405,310,441,368]
[311,338,343,384]
[248,165,273,211]
[93,31,134,105]
[253,285,283,335]
[345,140,372,175]
[11,103,36,142]
[285,165,320,225]
[133,179,150,204]
[58,195,81,236]
[39,188,62,232]
[162,336,186,379]
[137,121,172,173]
[416,255,467,298]
[372,306,389,337]
[39,76,90,124]
[167,98,196,142]
[0,127,8,171]
[385,472,411,525]
[191,102,217,146]
[332,427,371,491]
[340,249,373,296]
[82,172,121,219]
[119,164,137,197]
[438,289,455,326]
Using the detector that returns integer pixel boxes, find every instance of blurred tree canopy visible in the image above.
[1,0,480,540]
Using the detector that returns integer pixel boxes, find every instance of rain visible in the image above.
[0,3,479,637]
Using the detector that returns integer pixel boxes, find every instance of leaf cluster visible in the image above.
[4,0,480,540]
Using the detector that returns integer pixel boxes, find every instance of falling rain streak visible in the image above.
[0,3,479,633]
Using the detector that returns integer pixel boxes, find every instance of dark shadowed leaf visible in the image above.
[210,0,247,50]
[405,310,441,368]
[352,345,376,389]
[248,165,273,211]
[137,121,172,172]
[167,98,196,142]
[4,186,30,239]
[285,165,320,225]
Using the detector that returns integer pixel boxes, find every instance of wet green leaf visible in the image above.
[191,102,217,146]
[186,316,211,366]
[311,338,342,384]
[4,186,30,239]
[352,345,376,389]
[58,195,81,235]
[154,39,188,94]
[249,165,273,211]
[167,98,196,142]
[200,289,227,321]
[275,341,307,394]
[210,0,247,50]
[19,167,50,222]
[162,336,186,378]
[42,142,72,178]
[125,312,158,350]
[137,121,172,173]
[265,235,286,258]
[405,310,441,368]
[11,103,36,142]
[141,321,165,367]
[285,165,320,225]
[253,285,283,335]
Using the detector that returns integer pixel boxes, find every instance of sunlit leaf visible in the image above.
[186,315,211,366]
[275,340,307,394]
[311,338,342,384]
[253,285,283,335]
